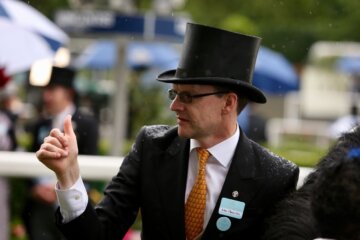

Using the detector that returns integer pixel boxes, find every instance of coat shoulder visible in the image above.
[72,110,98,124]
[135,125,181,152]
[140,125,177,140]
[251,141,298,176]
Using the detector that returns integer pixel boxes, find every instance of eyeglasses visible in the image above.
[168,89,229,103]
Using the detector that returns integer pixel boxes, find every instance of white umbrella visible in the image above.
[0,0,69,75]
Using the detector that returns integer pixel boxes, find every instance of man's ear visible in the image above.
[222,93,237,114]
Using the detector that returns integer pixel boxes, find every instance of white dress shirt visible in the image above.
[56,125,239,224]
[56,177,88,222]
[186,125,239,227]
[52,104,76,129]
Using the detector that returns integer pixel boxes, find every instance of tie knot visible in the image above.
[196,148,210,166]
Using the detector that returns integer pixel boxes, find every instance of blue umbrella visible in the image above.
[75,42,299,95]
[126,44,300,94]
[126,42,180,70]
[74,40,118,70]
[75,41,180,71]
[336,57,360,75]
[253,47,299,94]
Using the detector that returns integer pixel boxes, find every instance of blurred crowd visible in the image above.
[0,66,105,240]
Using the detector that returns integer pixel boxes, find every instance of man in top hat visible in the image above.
[36,23,298,240]
[23,66,99,240]
[29,66,99,154]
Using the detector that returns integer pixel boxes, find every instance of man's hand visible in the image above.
[36,115,80,189]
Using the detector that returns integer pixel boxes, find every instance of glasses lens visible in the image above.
[168,89,193,103]
[178,92,192,103]
[168,89,176,100]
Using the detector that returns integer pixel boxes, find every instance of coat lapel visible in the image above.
[156,133,189,239]
[203,131,264,238]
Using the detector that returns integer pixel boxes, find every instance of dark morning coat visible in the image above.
[56,125,299,240]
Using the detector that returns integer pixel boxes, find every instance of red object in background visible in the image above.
[0,67,11,88]
[123,229,141,240]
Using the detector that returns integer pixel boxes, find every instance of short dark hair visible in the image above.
[213,85,249,114]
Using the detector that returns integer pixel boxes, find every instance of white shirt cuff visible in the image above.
[55,177,88,223]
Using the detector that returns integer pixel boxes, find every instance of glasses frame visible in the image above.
[168,89,229,103]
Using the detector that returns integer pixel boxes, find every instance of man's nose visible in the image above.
[170,96,184,112]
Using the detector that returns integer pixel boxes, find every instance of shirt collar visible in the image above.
[52,104,76,129]
[190,125,240,167]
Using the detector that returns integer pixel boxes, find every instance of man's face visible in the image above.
[169,84,229,142]
[42,85,72,115]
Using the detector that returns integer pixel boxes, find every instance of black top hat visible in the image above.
[46,66,75,89]
[157,23,266,103]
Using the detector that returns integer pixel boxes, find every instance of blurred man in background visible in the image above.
[23,66,99,240]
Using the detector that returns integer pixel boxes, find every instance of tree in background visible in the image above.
[183,0,360,63]
[27,0,360,64]
[127,70,175,141]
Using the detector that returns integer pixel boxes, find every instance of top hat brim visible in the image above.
[157,70,267,103]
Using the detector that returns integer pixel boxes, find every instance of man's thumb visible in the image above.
[64,115,75,136]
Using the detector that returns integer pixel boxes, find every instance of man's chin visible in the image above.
[177,127,191,139]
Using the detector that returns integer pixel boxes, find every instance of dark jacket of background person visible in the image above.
[56,125,299,240]
[262,126,360,240]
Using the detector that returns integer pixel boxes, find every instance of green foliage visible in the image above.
[270,145,327,167]
[9,178,28,240]
[10,179,27,221]
[25,0,69,19]
[182,0,360,63]
[127,71,175,140]
[267,137,332,167]
[24,0,360,63]
[220,15,260,36]
[17,132,32,152]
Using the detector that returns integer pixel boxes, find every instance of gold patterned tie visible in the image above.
[185,148,210,240]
